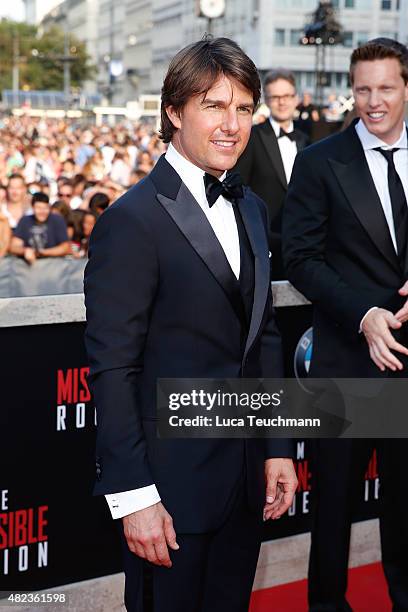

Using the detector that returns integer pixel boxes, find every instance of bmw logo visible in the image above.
[294,327,313,392]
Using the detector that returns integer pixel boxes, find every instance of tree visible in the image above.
[0,19,96,93]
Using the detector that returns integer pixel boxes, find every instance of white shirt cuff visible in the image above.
[359,306,378,333]
[105,485,161,519]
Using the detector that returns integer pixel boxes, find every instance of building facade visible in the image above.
[41,0,406,105]
[23,0,62,24]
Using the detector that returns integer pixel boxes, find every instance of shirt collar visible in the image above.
[165,142,226,203]
[355,118,407,151]
[269,117,294,137]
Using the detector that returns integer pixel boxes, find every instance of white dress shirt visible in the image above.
[105,143,241,519]
[355,119,408,330]
[270,118,298,183]
[355,119,408,253]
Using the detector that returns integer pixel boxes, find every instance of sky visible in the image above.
[0,1,25,21]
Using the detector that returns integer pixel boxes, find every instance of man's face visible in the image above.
[8,178,27,205]
[33,202,50,224]
[264,79,299,124]
[58,185,73,203]
[167,75,254,177]
[352,58,408,144]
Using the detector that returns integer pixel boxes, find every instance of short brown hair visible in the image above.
[263,69,296,91]
[350,38,408,84]
[160,36,261,143]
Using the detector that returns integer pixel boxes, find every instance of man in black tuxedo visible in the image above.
[283,38,408,611]
[85,37,297,612]
[234,69,309,279]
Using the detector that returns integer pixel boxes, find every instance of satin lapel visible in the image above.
[259,122,287,190]
[238,193,270,361]
[328,153,400,274]
[295,130,308,151]
[156,183,245,325]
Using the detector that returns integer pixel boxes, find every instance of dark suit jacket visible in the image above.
[282,121,408,378]
[235,120,308,279]
[84,155,292,533]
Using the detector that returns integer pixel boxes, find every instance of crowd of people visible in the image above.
[0,115,166,263]
[0,89,347,265]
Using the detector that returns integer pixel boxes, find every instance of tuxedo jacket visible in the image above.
[282,121,408,378]
[84,155,292,533]
[234,120,309,231]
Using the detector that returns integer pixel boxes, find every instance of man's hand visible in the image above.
[24,247,36,264]
[395,281,408,324]
[361,308,408,372]
[263,458,298,521]
[122,502,179,567]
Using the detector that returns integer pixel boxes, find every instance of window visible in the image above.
[345,0,354,7]
[290,29,303,45]
[381,0,391,8]
[305,72,314,87]
[331,0,339,6]
[275,29,286,45]
[335,72,343,88]
[356,31,369,46]
[343,31,353,47]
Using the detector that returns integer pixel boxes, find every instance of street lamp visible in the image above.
[300,0,343,106]
[197,0,226,35]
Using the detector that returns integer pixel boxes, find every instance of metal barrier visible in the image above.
[0,256,86,298]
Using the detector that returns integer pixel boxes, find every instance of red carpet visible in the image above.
[250,562,392,611]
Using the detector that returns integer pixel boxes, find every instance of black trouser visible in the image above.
[308,438,408,612]
[119,479,263,612]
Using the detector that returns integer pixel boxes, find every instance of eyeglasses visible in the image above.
[59,192,72,197]
[266,94,296,103]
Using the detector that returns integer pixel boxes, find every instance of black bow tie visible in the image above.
[204,172,244,208]
[278,128,297,142]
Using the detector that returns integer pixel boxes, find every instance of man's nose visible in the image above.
[220,108,239,133]
[368,90,382,107]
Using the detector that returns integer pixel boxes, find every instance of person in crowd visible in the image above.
[51,199,72,224]
[110,150,132,187]
[60,158,77,179]
[0,210,11,258]
[10,191,69,264]
[78,210,97,256]
[88,192,110,217]
[323,92,344,123]
[129,169,147,186]
[296,91,320,138]
[85,36,297,612]
[70,174,87,209]
[82,151,106,182]
[2,174,30,229]
[0,184,7,205]
[283,37,408,611]
[57,180,74,207]
[135,150,154,174]
[235,69,309,279]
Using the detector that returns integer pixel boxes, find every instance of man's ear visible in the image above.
[166,105,182,130]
